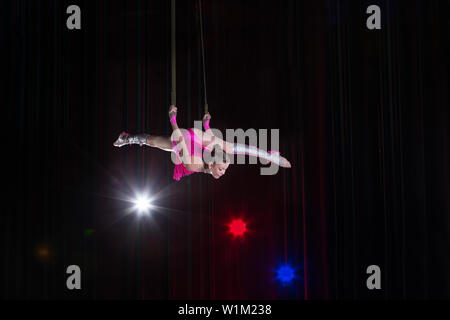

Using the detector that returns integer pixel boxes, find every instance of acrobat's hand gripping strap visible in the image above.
[232,143,281,165]
[203,118,211,131]
[170,112,177,125]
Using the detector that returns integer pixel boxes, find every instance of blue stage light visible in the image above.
[275,265,295,284]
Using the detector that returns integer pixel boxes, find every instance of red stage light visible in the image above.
[228,219,247,237]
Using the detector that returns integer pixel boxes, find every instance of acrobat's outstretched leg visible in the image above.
[113,132,173,152]
[200,112,291,168]
[231,143,291,168]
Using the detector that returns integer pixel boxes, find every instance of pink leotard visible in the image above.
[172,128,209,181]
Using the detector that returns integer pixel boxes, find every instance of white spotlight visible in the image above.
[132,193,152,215]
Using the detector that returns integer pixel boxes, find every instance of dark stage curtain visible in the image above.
[3,0,449,299]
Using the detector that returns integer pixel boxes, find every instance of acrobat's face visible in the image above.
[211,163,229,179]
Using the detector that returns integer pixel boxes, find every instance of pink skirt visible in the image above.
[172,163,195,181]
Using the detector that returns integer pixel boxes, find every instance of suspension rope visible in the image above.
[171,0,176,106]
[198,0,208,114]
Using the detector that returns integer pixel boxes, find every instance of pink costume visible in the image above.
[172,128,209,181]
[170,115,283,181]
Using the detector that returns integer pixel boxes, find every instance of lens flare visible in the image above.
[132,193,153,215]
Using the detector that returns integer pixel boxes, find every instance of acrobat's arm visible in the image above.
[203,112,211,131]
[201,112,228,151]
[169,105,180,131]
[169,105,193,163]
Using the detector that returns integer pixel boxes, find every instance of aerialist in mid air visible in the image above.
[113,105,291,181]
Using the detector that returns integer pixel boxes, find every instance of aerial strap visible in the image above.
[171,0,176,106]
[198,0,208,114]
